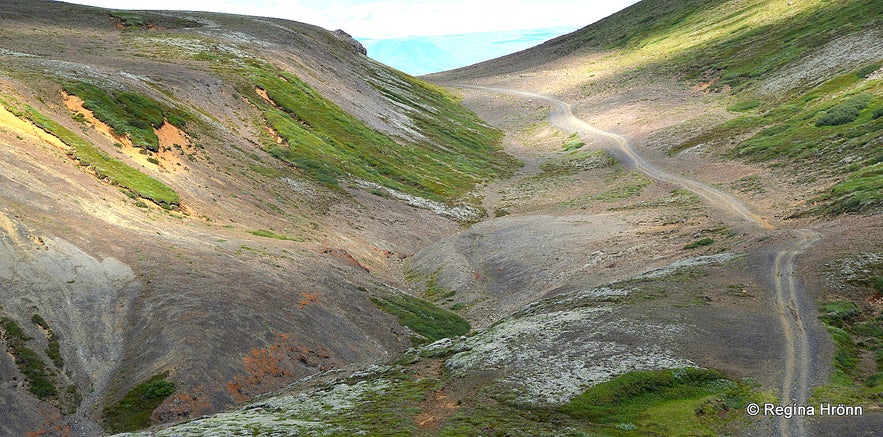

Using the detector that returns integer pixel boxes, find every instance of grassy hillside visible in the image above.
[442,0,881,214]
[0,2,526,434]
[246,65,518,202]
[115,24,518,204]
[0,95,181,207]
[598,0,882,214]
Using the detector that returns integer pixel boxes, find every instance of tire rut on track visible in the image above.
[772,229,822,437]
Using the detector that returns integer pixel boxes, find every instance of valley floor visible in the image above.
[131,67,882,436]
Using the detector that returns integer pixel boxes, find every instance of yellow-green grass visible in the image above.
[0,96,180,207]
[248,66,519,203]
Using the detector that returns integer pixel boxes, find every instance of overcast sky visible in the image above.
[60,0,640,39]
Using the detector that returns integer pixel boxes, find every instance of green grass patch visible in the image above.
[819,300,861,328]
[246,65,518,203]
[563,133,586,151]
[423,271,456,302]
[813,258,883,407]
[816,93,872,127]
[61,80,191,152]
[0,97,180,207]
[103,373,175,433]
[0,317,56,399]
[370,293,470,343]
[683,237,715,250]
[109,12,147,28]
[249,165,283,178]
[248,229,296,241]
[561,368,763,436]
[727,98,761,112]
[541,149,618,174]
[109,11,200,30]
[812,162,883,215]
[31,314,63,369]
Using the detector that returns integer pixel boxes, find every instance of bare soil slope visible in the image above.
[0,1,514,434]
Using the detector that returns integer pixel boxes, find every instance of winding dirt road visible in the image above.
[462,85,776,230]
[459,84,822,436]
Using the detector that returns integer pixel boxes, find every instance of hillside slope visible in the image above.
[434,0,882,215]
[0,1,518,435]
[136,1,881,436]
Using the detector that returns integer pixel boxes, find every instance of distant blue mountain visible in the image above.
[360,36,459,76]
[359,27,578,75]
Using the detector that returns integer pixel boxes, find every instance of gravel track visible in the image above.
[459,84,825,437]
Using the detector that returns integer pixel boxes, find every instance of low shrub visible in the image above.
[103,374,175,433]
[816,94,872,127]
[370,293,470,343]
[683,237,714,250]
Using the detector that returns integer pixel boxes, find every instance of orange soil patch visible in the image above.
[297,291,319,309]
[62,92,132,147]
[255,87,277,107]
[62,91,193,173]
[0,104,70,151]
[415,389,458,430]
[226,333,335,402]
[266,126,284,144]
[153,119,196,171]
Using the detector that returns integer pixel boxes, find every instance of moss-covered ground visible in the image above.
[812,256,883,407]
[103,373,176,433]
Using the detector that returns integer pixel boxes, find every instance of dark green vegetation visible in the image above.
[369,293,470,344]
[813,259,883,406]
[0,96,180,207]
[31,314,63,369]
[561,368,764,436]
[103,373,176,433]
[109,11,200,31]
[683,237,715,250]
[61,80,190,152]
[0,317,56,399]
[815,94,872,126]
[563,133,586,151]
[246,66,518,202]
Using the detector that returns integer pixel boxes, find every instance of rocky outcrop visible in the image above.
[334,29,367,55]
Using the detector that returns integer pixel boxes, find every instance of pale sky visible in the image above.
[60,0,640,39]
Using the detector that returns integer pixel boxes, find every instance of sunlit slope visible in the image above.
[0,1,521,434]
[436,0,882,214]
